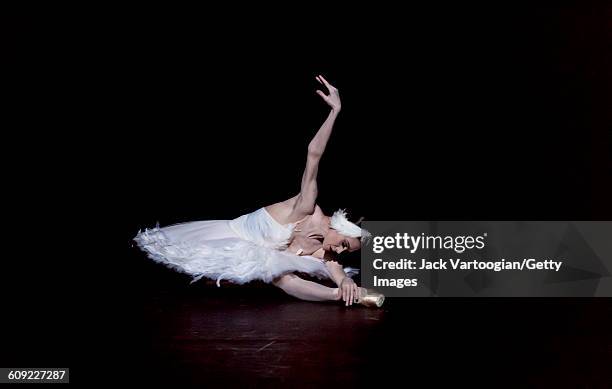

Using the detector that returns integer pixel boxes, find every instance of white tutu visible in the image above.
[134,208,338,286]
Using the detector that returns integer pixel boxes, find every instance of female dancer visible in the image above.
[135,75,383,307]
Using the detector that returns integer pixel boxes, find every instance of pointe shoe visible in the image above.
[357,287,385,308]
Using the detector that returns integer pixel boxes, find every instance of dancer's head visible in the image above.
[323,209,371,254]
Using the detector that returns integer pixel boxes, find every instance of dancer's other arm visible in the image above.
[273,273,341,302]
[272,261,359,306]
[266,75,341,223]
[325,260,360,306]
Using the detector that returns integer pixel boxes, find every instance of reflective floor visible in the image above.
[111,279,612,387]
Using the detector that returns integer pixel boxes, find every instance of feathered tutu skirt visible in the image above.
[134,218,334,286]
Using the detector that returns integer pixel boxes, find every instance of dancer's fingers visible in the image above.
[315,75,323,85]
[318,74,335,91]
[316,90,327,99]
[346,286,350,306]
[349,287,354,306]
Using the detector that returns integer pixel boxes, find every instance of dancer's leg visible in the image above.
[273,273,340,302]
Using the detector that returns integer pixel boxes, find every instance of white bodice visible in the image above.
[228,207,294,250]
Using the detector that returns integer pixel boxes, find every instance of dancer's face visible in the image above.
[323,229,361,254]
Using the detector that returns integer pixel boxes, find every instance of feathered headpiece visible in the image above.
[330,209,372,245]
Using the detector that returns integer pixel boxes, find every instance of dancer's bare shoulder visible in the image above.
[265,195,316,225]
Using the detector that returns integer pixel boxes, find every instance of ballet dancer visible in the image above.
[134,75,383,307]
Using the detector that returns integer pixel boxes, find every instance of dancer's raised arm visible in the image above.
[267,75,342,223]
[299,75,341,210]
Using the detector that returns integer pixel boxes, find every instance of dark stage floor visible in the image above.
[110,273,612,388]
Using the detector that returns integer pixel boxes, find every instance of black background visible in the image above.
[1,3,611,386]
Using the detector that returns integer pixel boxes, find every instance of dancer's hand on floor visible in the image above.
[340,277,360,306]
[315,75,341,112]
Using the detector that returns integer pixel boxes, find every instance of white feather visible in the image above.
[330,209,372,244]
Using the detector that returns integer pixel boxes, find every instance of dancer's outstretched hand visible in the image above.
[316,75,341,112]
[340,276,360,306]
